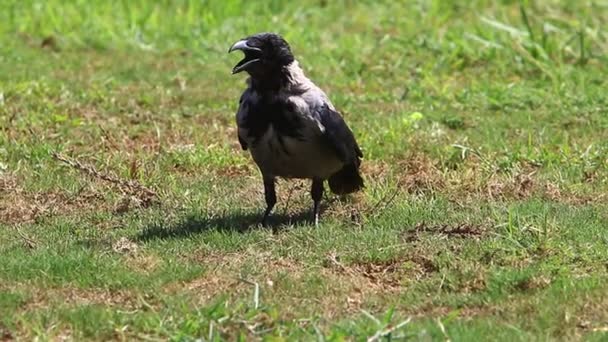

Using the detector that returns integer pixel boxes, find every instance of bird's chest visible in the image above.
[248,125,337,178]
[251,124,305,162]
[238,97,300,140]
[237,96,341,178]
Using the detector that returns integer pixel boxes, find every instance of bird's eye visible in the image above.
[248,39,262,49]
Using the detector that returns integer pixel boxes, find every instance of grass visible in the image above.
[1,0,608,340]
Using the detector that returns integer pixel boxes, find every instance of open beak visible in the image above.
[229,39,262,74]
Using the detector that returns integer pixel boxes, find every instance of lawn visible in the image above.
[1,0,608,340]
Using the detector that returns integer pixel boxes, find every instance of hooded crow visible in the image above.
[229,32,364,226]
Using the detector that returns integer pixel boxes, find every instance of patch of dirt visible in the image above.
[58,288,137,308]
[322,252,437,290]
[214,164,254,178]
[569,291,608,336]
[168,251,415,318]
[112,237,139,255]
[0,173,108,225]
[51,329,74,342]
[351,259,404,289]
[515,275,552,292]
[40,35,59,51]
[483,172,603,205]
[127,254,163,274]
[0,323,13,342]
[109,237,163,274]
[396,155,445,194]
[459,272,488,294]
[404,255,439,279]
[11,285,140,313]
[177,274,242,301]
[361,160,392,181]
[158,251,498,323]
[373,154,605,205]
[543,182,562,201]
[485,171,536,200]
[167,252,305,303]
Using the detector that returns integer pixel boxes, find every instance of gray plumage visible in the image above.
[229,33,363,226]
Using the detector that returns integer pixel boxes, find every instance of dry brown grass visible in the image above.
[0,173,107,225]
[370,153,607,205]
[161,249,449,321]
[404,222,486,242]
[0,283,139,313]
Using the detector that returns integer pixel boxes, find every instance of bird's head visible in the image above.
[228,32,295,76]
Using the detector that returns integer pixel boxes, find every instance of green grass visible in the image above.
[1,0,608,340]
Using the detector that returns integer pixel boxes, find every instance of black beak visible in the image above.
[228,39,260,53]
[229,39,262,74]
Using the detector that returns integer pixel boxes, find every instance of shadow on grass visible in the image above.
[136,210,313,241]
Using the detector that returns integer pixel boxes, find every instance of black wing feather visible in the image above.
[238,134,248,150]
[237,91,248,150]
[318,104,362,165]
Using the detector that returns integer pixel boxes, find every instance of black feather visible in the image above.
[328,162,364,195]
[318,104,363,165]
[316,104,364,194]
[238,135,248,150]
[241,97,304,146]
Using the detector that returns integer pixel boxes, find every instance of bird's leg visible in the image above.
[261,177,276,227]
[311,178,324,227]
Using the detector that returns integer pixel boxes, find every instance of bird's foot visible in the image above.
[312,203,320,227]
[261,216,269,228]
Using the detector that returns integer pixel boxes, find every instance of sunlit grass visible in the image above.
[1,0,608,340]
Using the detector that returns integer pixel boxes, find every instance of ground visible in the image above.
[1,0,608,340]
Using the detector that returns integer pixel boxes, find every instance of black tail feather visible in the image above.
[328,163,364,195]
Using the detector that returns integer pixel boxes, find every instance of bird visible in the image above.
[228,32,363,227]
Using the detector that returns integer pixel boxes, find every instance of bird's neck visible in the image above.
[249,61,308,93]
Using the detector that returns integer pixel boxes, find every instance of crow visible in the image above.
[229,32,363,226]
